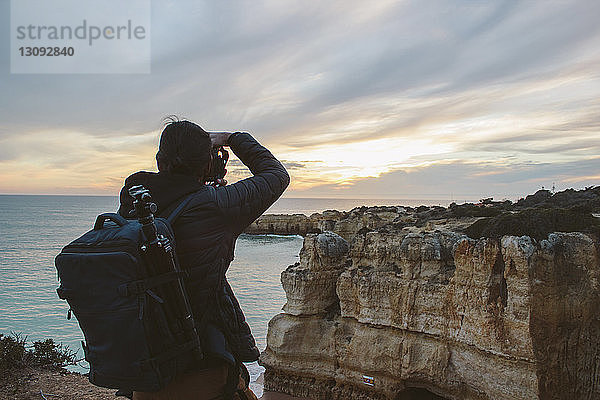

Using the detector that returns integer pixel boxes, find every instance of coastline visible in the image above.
[2,186,599,399]
[257,186,600,400]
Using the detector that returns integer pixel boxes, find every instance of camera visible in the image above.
[205,146,229,187]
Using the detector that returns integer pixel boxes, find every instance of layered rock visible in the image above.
[245,207,421,242]
[245,187,600,243]
[260,230,600,400]
[245,213,323,236]
[281,232,350,316]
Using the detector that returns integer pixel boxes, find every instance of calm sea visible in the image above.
[0,195,449,394]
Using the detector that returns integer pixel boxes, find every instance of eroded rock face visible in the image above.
[245,187,600,243]
[528,233,600,399]
[244,214,321,236]
[338,231,461,332]
[260,231,600,400]
[245,207,409,242]
[281,232,350,316]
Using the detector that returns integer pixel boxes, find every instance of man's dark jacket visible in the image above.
[117,132,289,365]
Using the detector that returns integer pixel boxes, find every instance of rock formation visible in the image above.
[244,206,474,243]
[245,213,323,237]
[244,208,401,242]
[259,228,600,400]
[245,186,600,242]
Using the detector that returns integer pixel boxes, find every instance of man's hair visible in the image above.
[156,119,212,177]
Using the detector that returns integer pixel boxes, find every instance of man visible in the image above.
[117,120,290,399]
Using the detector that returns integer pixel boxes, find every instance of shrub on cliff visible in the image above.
[0,333,78,372]
[465,208,600,241]
[516,186,600,212]
[0,333,27,371]
[447,202,507,218]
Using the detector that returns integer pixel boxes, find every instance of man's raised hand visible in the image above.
[209,131,232,147]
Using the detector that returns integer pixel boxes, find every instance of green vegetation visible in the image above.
[0,333,78,372]
[465,208,600,241]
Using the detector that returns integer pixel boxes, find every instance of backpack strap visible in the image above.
[164,192,198,225]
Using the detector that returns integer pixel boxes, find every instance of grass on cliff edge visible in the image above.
[0,333,79,396]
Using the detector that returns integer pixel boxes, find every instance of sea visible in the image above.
[0,195,451,395]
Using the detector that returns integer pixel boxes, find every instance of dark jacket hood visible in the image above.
[117,171,207,218]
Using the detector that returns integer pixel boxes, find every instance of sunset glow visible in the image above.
[1,1,599,199]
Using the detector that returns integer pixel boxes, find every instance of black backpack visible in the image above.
[55,186,204,392]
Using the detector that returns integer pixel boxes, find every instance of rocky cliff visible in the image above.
[259,206,600,399]
[244,206,476,242]
[246,187,600,242]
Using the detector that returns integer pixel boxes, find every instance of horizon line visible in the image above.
[0,193,530,202]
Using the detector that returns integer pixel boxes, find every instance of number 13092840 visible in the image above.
[19,47,74,56]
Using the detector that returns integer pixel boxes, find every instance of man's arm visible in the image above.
[212,132,290,235]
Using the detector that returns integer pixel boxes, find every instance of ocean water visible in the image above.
[0,195,448,394]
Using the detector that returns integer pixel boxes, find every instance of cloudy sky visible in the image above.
[1,1,599,200]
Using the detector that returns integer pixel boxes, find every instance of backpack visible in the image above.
[55,186,204,392]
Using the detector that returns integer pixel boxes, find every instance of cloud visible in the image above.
[0,129,158,194]
[0,1,599,195]
[287,157,600,201]
[281,161,309,170]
